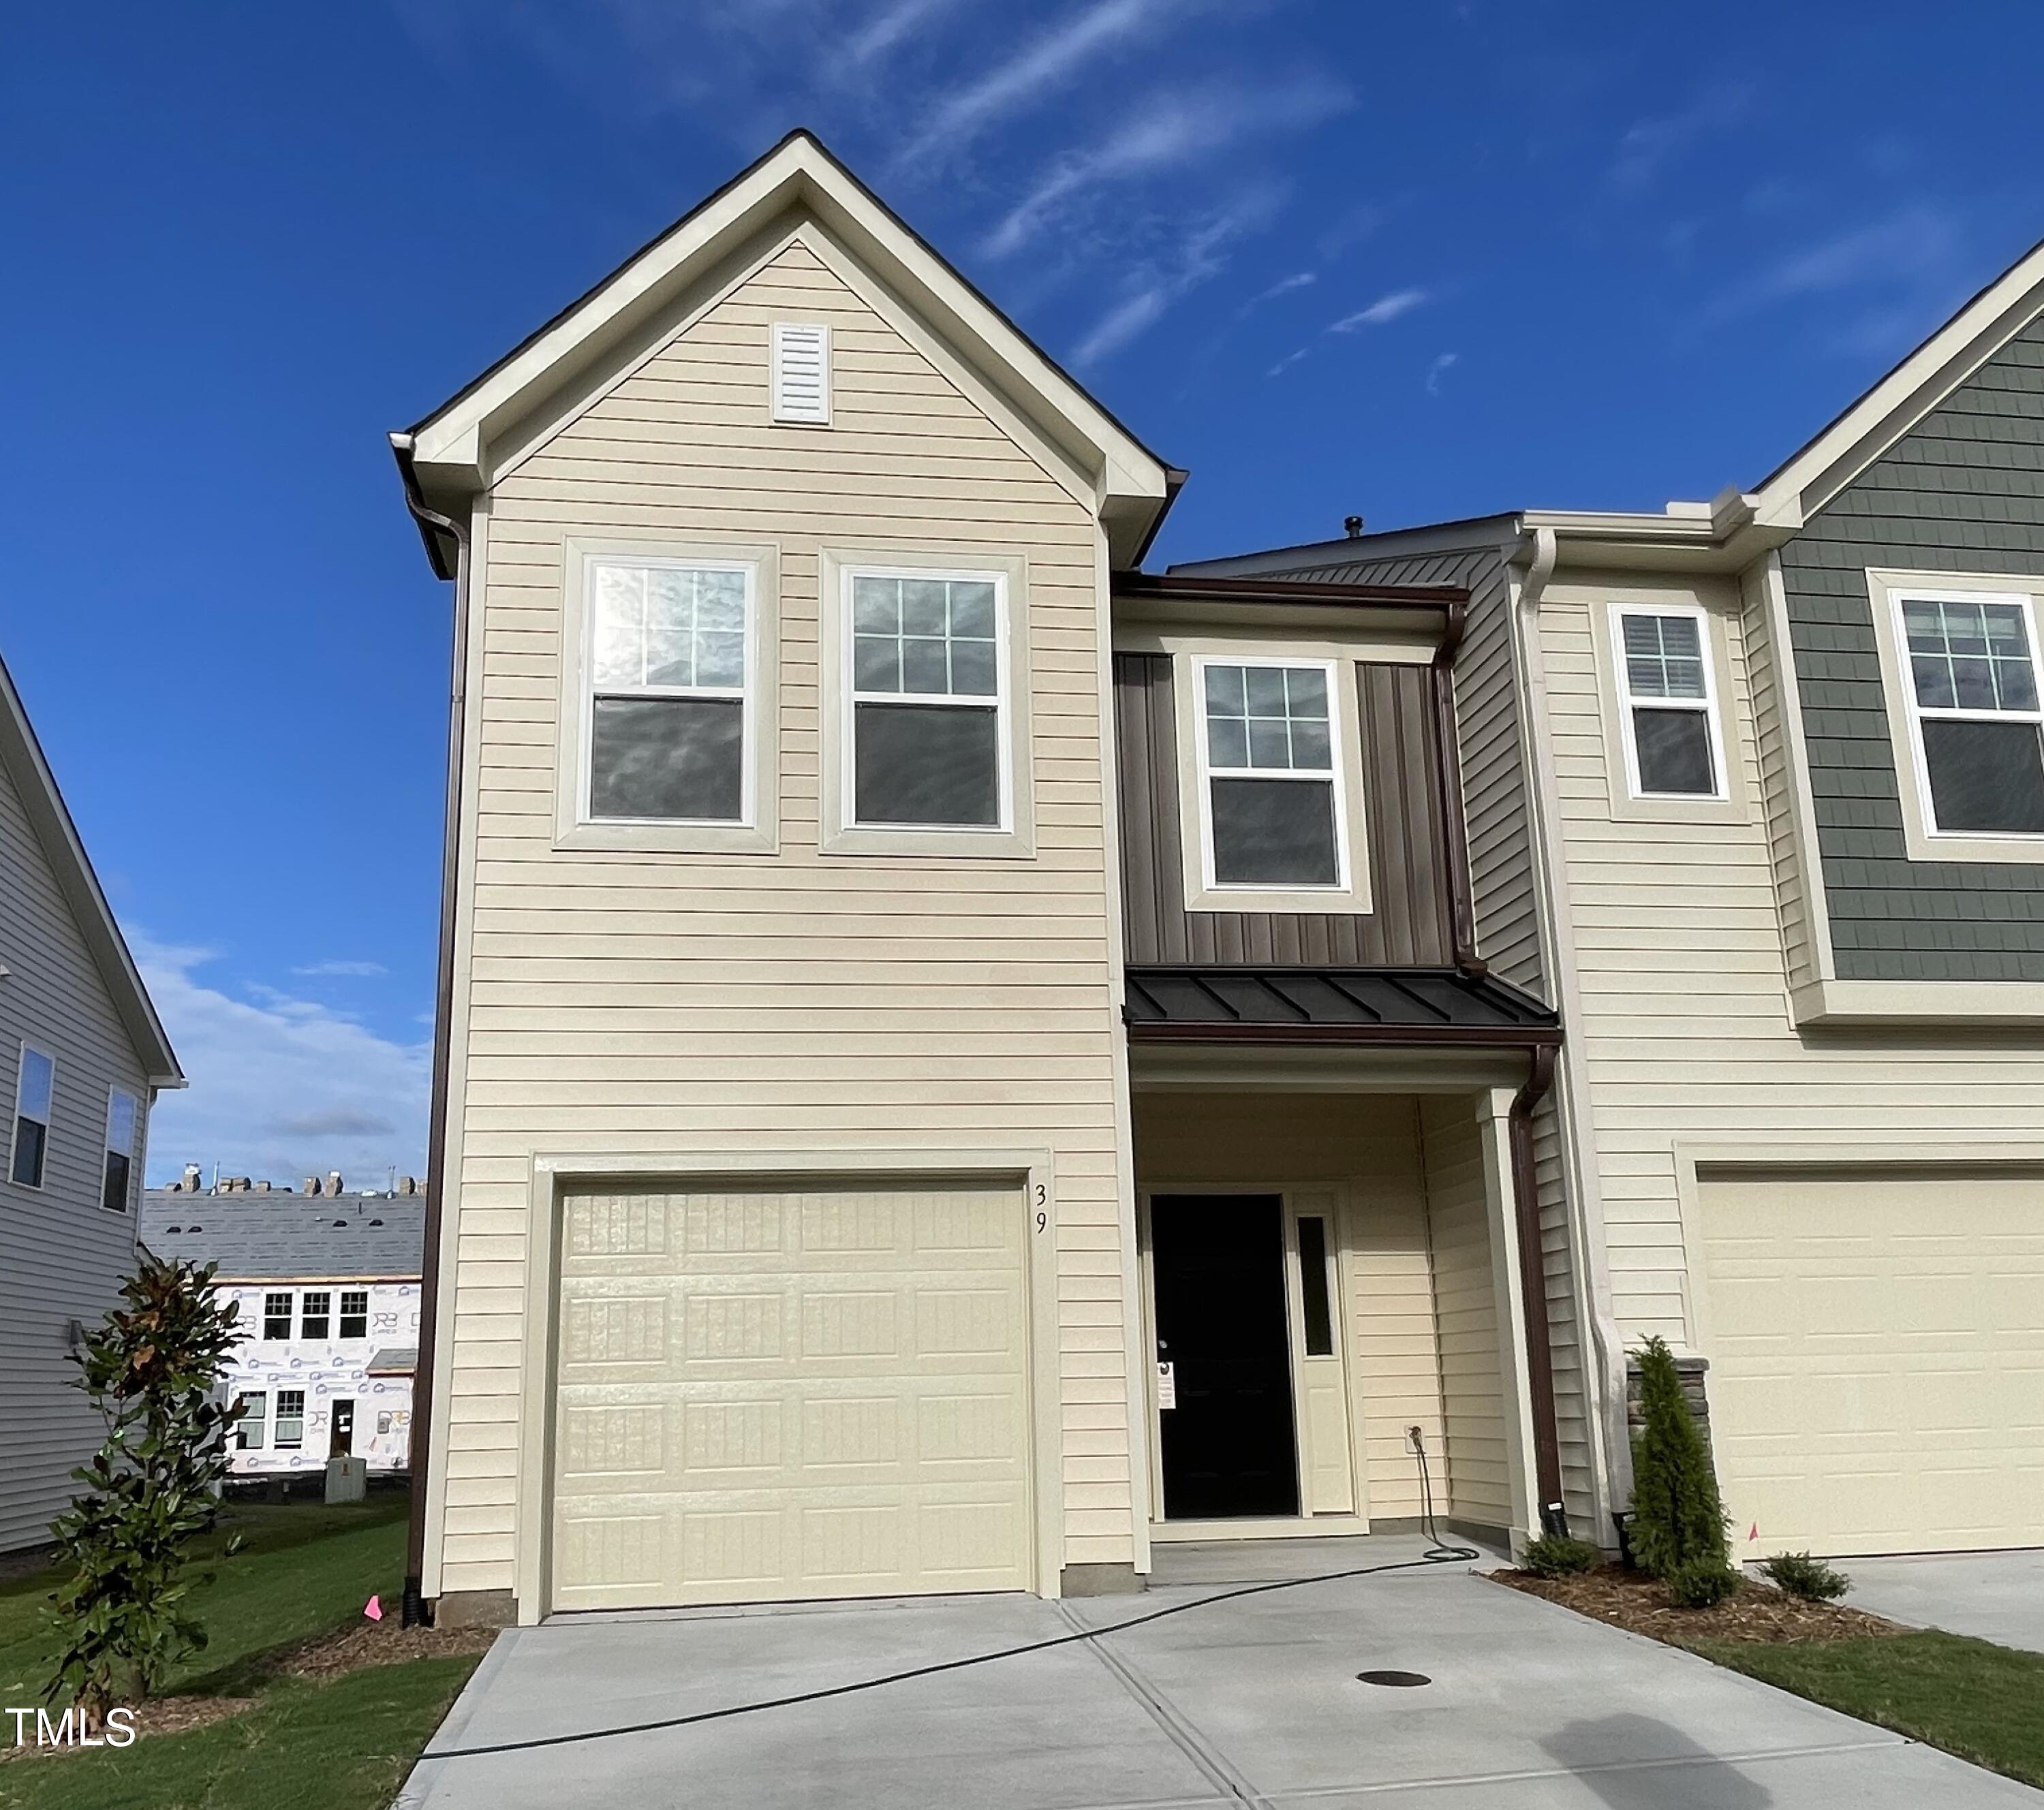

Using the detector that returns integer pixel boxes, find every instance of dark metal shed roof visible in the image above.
[1124,967,1559,1046]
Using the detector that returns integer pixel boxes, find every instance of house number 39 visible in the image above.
[1034,1182,1048,1234]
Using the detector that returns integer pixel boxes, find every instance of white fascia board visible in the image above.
[1791,978,2044,1028]
[405,135,1170,537]
[1750,236,2044,527]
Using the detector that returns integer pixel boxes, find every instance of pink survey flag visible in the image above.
[365,1594,384,1622]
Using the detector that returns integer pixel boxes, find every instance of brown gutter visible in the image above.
[391,433,470,1629]
[1507,1042,1568,1537]
[1112,571,1468,609]
[1429,602,1487,978]
[1124,1020,1560,1049]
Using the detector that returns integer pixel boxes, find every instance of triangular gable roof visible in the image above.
[1752,230,2044,529]
[0,655,182,1089]
[398,129,1178,568]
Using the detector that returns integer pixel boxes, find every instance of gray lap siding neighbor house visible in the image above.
[0,656,183,1553]
[392,133,1573,1627]
[1780,315,2044,980]
[1182,231,2044,1564]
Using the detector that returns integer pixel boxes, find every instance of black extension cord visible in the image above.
[419,1545,1476,1764]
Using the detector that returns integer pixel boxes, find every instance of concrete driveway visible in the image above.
[1833,1549,2044,1653]
[398,1536,2042,1809]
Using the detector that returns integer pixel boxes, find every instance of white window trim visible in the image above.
[299,1290,331,1341]
[1191,653,1352,894]
[237,1390,268,1451]
[770,320,832,426]
[817,546,1036,858]
[338,1289,369,1340]
[1609,601,1731,803]
[9,1041,55,1192]
[273,1389,306,1450]
[553,536,781,856]
[102,1084,140,1214]
[1171,649,1373,916]
[1883,577,2044,854]
[262,1291,294,1341]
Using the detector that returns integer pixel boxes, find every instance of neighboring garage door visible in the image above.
[1699,1170,2044,1557]
[551,1176,1034,1610]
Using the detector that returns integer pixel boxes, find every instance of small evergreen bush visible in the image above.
[1667,1558,1739,1608]
[46,1249,243,1723]
[1522,1533,1600,1578]
[1759,1550,1851,1602]
[1627,1336,1729,1581]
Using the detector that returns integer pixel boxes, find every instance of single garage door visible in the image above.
[551,1176,1034,1610]
[1699,1170,2044,1556]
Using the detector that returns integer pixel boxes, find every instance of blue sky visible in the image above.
[4,1,2040,1186]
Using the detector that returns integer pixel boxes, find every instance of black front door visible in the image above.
[1151,1195,1299,1520]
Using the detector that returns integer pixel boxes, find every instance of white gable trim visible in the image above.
[406,132,1171,559]
[1751,234,2044,529]
[0,656,182,1088]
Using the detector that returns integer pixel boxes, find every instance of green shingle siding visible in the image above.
[1779,312,2044,982]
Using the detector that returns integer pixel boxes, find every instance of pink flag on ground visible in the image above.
[365,1594,384,1622]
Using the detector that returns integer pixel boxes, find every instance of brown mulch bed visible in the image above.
[2,1617,499,1760]
[1493,1562,1902,1648]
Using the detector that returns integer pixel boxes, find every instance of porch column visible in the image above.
[1476,1085,1545,1547]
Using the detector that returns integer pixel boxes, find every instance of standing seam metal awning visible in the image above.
[1124,966,1560,1046]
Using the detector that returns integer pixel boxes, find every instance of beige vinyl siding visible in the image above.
[0,751,149,1552]
[435,232,1132,1597]
[1417,1097,1511,1527]
[1131,1091,1507,1526]
[1540,571,2044,1356]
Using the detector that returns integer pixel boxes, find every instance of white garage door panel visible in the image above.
[1701,1173,2044,1557]
[553,1180,1032,1609]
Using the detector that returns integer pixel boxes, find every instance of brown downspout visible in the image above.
[392,434,470,1629]
[1429,601,1487,978]
[1508,1041,1568,1536]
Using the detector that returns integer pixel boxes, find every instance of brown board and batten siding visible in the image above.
[1113,652,1454,966]
[436,233,1141,1600]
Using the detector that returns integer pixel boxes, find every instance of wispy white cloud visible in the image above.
[984,76,1348,258]
[1611,83,1754,193]
[897,0,1158,167]
[1701,204,1966,349]
[1331,286,1428,330]
[136,937,430,1189]
[1072,193,1279,366]
[1245,271,1316,309]
[1425,351,1459,395]
[848,0,959,64]
[292,959,389,978]
[1266,346,1312,377]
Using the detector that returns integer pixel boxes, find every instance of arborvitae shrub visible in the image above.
[1628,1335,1729,1582]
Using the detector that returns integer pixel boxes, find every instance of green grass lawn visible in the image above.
[1694,1629,2044,1791]
[0,1491,484,1810]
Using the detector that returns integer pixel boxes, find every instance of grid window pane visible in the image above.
[1204,663,1338,775]
[1905,599,2039,714]
[591,562,748,695]
[300,1292,330,1341]
[236,1392,266,1451]
[1621,614,1707,700]
[17,1046,53,1121]
[274,1391,305,1450]
[850,575,999,702]
[263,1293,292,1340]
[339,1291,369,1340]
[10,1118,45,1189]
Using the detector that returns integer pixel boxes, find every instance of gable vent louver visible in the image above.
[771,321,831,425]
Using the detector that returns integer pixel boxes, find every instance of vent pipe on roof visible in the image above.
[181,1163,202,1192]
[328,1170,344,1197]
[305,1176,321,1197]
[1344,514,1364,539]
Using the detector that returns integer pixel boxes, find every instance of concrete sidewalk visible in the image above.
[399,1540,2043,1809]
[1835,1549,2044,1653]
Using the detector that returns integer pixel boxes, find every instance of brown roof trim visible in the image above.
[1125,1020,1562,1049]
[1113,571,1468,609]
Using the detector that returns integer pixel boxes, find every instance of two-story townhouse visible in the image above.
[389,132,1575,1628]
[142,1189,425,1477]
[0,654,183,1553]
[1185,234,2044,1564]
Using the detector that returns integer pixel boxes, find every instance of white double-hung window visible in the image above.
[847,569,1006,829]
[1897,591,2044,836]
[583,557,754,825]
[10,1044,54,1189]
[1613,606,1726,799]
[102,1087,140,1213]
[1195,659,1348,888]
